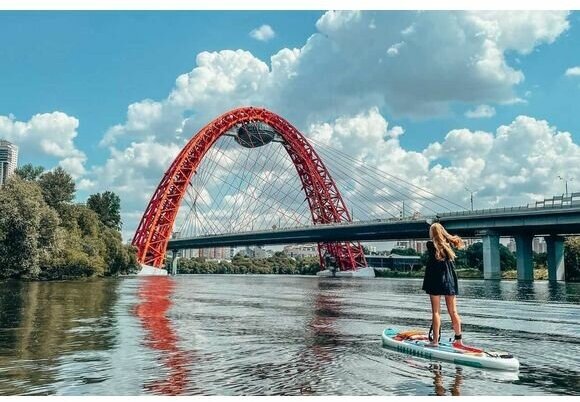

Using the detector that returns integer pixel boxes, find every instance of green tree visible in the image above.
[0,176,60,279]
[499,244,517,271]
[41,204,107,279]
[454,248,467,268]
[533,252,547,269]
[464,242,484,270]
[390,247,420,256]
[100,227,139,275]
[87,191,122,230]
[38,167,76,210]
[178,253,320,276]
[40,204,138,279]
[456,242,516,271]
[0,165,138,280]
[14,164,45,181]
[565,237,580,281]
[124,244,140,274]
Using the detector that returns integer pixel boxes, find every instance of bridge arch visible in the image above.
[132,107,367,270]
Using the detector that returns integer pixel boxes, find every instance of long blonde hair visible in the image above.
[429,222,464,261]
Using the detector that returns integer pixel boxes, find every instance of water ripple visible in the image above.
[0,276,578,395]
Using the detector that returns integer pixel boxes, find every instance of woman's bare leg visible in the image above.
[445,295,462,343]
[427,295,441,346]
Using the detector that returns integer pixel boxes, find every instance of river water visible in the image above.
[0,275,578,396]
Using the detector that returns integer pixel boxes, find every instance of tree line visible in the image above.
[177,241,580,279]
[178,252,321,275]
[0,164,139,280]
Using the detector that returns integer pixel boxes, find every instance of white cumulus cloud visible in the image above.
[0,112,87,178]
[465,104,496,118]
[386,41,405,56]
[310,111,580,213]
[101,11,571,148]
[565,66,580,77]
[426,115,580,204]
[249,24,276,42]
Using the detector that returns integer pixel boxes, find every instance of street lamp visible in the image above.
[557,176,574,197]
[465,187,474,211]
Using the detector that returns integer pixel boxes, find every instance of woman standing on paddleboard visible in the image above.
[422,222,465,347]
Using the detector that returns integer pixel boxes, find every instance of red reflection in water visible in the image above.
[294,284,343,395]
[307,292,341,364]
[134,276,191,395]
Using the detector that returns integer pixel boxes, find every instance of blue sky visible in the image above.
[0,11,322,165]
[1,10,579,240]
[2,11,579,159]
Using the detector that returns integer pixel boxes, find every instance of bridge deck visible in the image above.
[168,205,580,250]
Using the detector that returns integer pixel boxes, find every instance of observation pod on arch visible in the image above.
[131,106,367,273]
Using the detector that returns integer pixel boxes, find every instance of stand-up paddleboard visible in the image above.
[382,328,519,371]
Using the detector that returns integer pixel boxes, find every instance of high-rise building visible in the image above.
[414,240,427,254]
[180,248,199,259]
[392,238,480,255]
[180,247,232,260]
[506,237,546,254]
[171,231,234,261]
[394,240,410,249]
[0,140,18,185]
[463,238,481,248]
[393,239,429,254]
[283,244,318,258]
[532,237,547,254]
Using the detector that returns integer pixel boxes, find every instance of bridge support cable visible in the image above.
[232,138,303,233]
[198,135,310,233]
[310,135,465,209]
[307,137,468,216]
[180,136,311,236]
[133,107,366,270]
[310,142,458,217]
[304,140,436,218]
[182,160,310,235]
[306,141,416,218]
[176,135,309,237]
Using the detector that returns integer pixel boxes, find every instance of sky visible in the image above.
[0,10,579,243]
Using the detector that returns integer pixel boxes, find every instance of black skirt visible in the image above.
[422,241,459,296]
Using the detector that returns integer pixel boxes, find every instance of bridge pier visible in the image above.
[482,231,501,280]
[546,235,565,281]
[515,234,534,281]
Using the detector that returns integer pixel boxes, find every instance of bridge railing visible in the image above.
[437,193,580,218]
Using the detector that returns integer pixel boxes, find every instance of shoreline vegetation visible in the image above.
[1,165,578,282]
[176,261,556,281]
[0,165,139,281]
[176,241,580,281]
[175,257,566,281]
[374,267,552,280]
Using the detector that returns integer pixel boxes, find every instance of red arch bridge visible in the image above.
[133,107,580,280]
